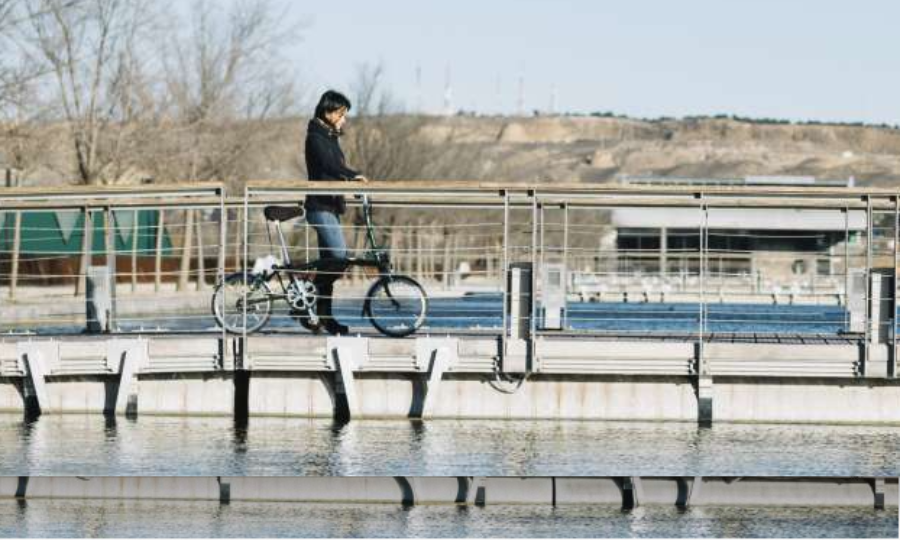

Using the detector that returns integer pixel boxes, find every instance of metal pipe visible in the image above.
[532,197,539,339]
[9,211,21,300]
[219,190,228,346]
[866,196,873,358]
[106,206,117,330]
[894,196,898,377]
[243,186,250,343]
[502,192,510,344]
[699,201,708,374]
[845,207,850,325]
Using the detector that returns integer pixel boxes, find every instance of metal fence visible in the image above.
[1,181,898,351]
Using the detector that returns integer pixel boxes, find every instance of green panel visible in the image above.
[0,209,175,256]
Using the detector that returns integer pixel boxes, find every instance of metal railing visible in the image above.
[0,181,897,368]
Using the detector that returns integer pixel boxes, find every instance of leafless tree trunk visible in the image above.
[18,0,156,185]
[154,0,304,187]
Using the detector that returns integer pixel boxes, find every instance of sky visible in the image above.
[286,0,899,124]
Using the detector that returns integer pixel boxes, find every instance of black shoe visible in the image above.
[323,320,349,336]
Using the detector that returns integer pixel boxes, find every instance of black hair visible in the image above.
[314,90,352,120]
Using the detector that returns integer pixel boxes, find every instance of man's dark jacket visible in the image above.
[304,118,359,215]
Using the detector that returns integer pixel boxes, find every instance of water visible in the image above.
[0,499,895,538]
[2,414,897,477]
[8,296,853,336]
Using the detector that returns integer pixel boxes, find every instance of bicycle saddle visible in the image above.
[264,205,305,222]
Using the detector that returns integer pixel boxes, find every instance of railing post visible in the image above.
[501,191,510,348]
[154,209,165,292]
[195,209,206,290]
[76,206,93,296]
[562,202,569,328]
[864,196,873,375]
[178,209,194,291]
[697,198,713,426]
[242,187,250,343]
[130,209,139,293]
[844,206,850,317]
[893,196,898,378]
[699,200,708,375]
[105,206,117,331]
[530,192,538,344]
[219,190,228,352]
[9,210,21,300]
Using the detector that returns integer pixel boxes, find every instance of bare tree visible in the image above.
[342,61,487,182]
[13,0,160,185]
[149,0,304,188]
[0,1,58,179]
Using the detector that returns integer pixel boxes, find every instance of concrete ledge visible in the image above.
[44,378,112,413]
[147,338,221,373]
[246,336,330,371]
[136,373,234,415]
[554,478,623,504]
[0,342,21,377]
[2,477,895,508]
[691,478,888,507]
[0,477,219,500]
[707,343,860,378]
[1,370,900,422]
[537,340,695,376]
[0,378,23,412]
[714,378,900,424]
[247,374,699,420]
[225,477,410,503]
[248,372,335,417]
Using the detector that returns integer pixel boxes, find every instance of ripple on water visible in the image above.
[0,414,898,476]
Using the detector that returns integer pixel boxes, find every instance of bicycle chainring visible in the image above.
[287,279,317,311]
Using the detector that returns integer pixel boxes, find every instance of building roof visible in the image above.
[611,207,866,231]
[620,175,852,188]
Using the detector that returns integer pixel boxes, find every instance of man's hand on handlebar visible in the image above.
[354,175,370,183]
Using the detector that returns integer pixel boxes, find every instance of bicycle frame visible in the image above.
[262,195,392,294]
[217,194,427,337]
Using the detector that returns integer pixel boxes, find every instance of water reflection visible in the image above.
[0,500,895,538]
[1,413,898,477]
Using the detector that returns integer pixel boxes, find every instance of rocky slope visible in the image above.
[5,115,900,187]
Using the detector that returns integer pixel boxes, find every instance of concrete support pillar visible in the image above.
[619,477,640,509]
[872,478,886,510]
[108,339,146,416]
[328,337,366,420]
[416,338,456,419]
[697,375,714,427]
[17,341,56,417]
[466,477,487,506]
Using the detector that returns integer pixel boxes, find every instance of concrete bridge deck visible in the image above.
[2,181,899,425]
[0,331,896,425]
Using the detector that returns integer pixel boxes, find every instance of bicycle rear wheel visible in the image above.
[363,275,428,337]
[212,272,273,334]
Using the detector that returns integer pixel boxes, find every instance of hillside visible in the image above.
[5,115,900,188]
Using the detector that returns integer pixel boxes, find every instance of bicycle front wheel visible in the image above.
[363,275,428,337]
[212,272,273,334]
